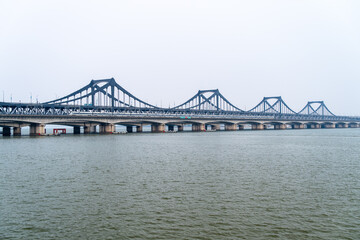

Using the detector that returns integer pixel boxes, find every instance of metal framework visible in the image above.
[298,101,335,116]
[248,97,296,114]
[0,78,358,121]
[44,78,157,109]
[171,89,243,112]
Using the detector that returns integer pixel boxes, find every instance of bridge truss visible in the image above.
[298,101,335,116]
[0,78,358,121]
[171,89,243,112]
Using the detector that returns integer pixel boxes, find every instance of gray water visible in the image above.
[1,129,360,239]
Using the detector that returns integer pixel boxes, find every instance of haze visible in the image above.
[1,0,360,115]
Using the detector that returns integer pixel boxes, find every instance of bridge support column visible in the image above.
[3,127,11,136]
[177,125,184,132]
[336,123,349,128]
[211,124,220,131]
[74,126,81,134]
[30,124,45,136]
[152,123,165,133]
[274,124,286,130]
[126,126,133,133]
[100,124,114,134]
[225,124,238,131]
[323,123,335,129]
[252,124,264,130]
[13,127,21,136]
[292,124,304,129]
[84,125,96,134]
[192,123,205,132]
[136,125,143,132]
[307,123,320,129]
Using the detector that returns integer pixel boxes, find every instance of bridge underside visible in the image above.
[1,116,359,136]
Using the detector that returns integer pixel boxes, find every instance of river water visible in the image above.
[1,129,360,239]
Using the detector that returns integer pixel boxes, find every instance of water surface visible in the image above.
[1,129,360,239]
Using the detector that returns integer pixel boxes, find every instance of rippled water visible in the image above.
[1,129,360,239]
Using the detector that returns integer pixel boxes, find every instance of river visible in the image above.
[1,129,359,239]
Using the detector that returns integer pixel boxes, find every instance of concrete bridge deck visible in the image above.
[1,114,359,136]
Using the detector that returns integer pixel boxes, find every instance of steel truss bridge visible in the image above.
[1,78,359,136]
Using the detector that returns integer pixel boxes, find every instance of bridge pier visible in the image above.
[192,123,205,132]
[30,123,45,136]
[13,127,21,136]
[322,123,335,129]
[225,123,238,131]
[126,126,133,133]
[177,124,184,132]
[252,124,264,130]
[3,127,11,136]
[136,125,143,132]
[307,123,320,129]
[74,126,81,134]
[152,123,165,133]
[100,124,114,134]
[336,123,348,128]
[274,124,287,130]
[84,125,97,134]
[292,124,301,129]
[210,124,220,131]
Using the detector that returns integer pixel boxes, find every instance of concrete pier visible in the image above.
[307,123,320,129]
[3,127,11,136]
[13,127,21,136]
[30,124,45,136]
[225,123,238,131]
[84,125,97,134]
[192,123,205,132]
[252,124,264,130]
[177,125,184,132]
[74,126,81,134]
[323,123,335,128]
[152,123,165,133]
[136,125,143,132]
[126,126,133,133]
[211,124,220,131]
[274,124,286,130]
[292,124,305,129]
[100,124,114,134]
[336,123,348,128]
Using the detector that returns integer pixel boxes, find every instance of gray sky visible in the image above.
[1,0,360,115]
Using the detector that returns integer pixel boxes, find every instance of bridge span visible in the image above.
[1,113,359,136]
[1,78,359,136]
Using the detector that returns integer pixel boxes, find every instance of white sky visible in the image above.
[1,0,360,115]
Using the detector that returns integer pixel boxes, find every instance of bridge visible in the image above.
[1,78,359,136]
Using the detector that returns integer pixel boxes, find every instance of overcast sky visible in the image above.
[1,0,360,115]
